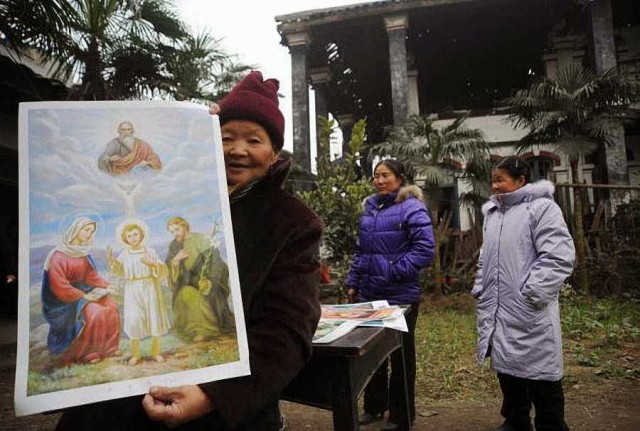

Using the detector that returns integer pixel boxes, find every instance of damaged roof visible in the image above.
[275,0,480,27]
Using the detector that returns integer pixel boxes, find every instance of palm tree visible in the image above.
[505,64,638,294]
[165,31,252,102]
[371,115,491,296]
[0,0,75,56]
[0,0,247,101]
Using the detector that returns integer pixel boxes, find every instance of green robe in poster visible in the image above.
[166,232,234,341]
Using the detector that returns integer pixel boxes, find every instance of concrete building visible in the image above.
[276,0,640,230]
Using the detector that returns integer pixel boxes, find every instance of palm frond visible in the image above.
[552,136,598,161]
[507,64,637,167]
[137,0,186,40]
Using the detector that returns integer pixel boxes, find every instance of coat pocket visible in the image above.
[507,290,548,334]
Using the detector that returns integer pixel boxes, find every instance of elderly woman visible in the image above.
[42,217,120,365]
[56,72,323,431]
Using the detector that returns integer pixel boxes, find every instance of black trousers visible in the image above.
[498,373,569,431]
[363,303,419,423]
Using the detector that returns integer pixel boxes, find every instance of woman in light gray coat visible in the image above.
[473,156,575,431]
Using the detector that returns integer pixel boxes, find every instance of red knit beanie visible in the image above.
[218,71,285,150]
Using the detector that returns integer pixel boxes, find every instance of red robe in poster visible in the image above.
[45,252,120,364]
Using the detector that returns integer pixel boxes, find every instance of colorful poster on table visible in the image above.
[15,101,248,415]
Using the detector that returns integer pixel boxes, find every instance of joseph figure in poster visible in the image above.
[165,216,234,341]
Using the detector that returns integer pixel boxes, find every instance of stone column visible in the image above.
[310,67,332,158]
[336,114,354,155]
[286,31,312,173]
[407,69,420,116]
[385,15,409,126]
[590,0,628,189]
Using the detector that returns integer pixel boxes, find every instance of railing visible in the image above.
[436,183,640,295]
[554,183,640,295]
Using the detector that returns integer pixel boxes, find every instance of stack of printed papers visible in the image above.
[313,301,408,344]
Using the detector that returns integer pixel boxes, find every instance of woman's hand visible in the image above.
[347,288,358,303]
[208,103,221,116]
[142,385,214,428]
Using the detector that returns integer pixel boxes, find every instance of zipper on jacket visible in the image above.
[489,207,506,344]
[367,205,383,282]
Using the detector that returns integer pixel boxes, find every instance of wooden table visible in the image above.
[282,326,410,430]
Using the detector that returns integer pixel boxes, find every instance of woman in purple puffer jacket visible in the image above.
[346,159,435,431]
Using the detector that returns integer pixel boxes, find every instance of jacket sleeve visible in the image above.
[471,247,484,299]
[391,200,435,280]
[345,241,363,289]
[472,212,491,299]
[521,200,575,308]
[200,215,322,428]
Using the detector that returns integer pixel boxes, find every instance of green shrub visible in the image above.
[298,117,372,301]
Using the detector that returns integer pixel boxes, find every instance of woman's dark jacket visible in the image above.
[346,185,435,305]
[201,166,323,429]
[55,161,323,431]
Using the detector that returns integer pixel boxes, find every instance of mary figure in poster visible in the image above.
[41,217,121,365]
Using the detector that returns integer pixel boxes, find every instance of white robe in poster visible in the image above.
[115,246,172,339]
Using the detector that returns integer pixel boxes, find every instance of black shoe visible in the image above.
[494,422,515,431]
[359,412,384,425]
[380,421,399,431]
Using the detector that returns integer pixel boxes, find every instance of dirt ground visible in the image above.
[2,344,638,431]
[281,376,640,430]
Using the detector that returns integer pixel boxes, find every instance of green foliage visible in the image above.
[0,0,249,101]
[298,117,373,297]
[370,115,491,211]
[26,333,241,395]
[562,295,640,349]
[505,64,638,162]
[164,30,252,102]
[414,294,639,406]
[415,296,497,403]
[506,64,638,295]
[561,294,640,378]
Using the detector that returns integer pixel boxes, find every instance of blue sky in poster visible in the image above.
[25,103,225,257]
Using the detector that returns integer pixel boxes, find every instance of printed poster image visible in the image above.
[14,101,249,416]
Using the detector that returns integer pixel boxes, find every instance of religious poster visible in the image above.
[14,101,249,415]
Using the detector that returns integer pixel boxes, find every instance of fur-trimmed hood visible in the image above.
[364,185,425,209]
[482,180,555,215]
[396,185,425,203]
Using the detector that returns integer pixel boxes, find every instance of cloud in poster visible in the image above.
[26,105,225,246]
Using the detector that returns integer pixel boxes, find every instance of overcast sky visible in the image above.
[175,0,379,159]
